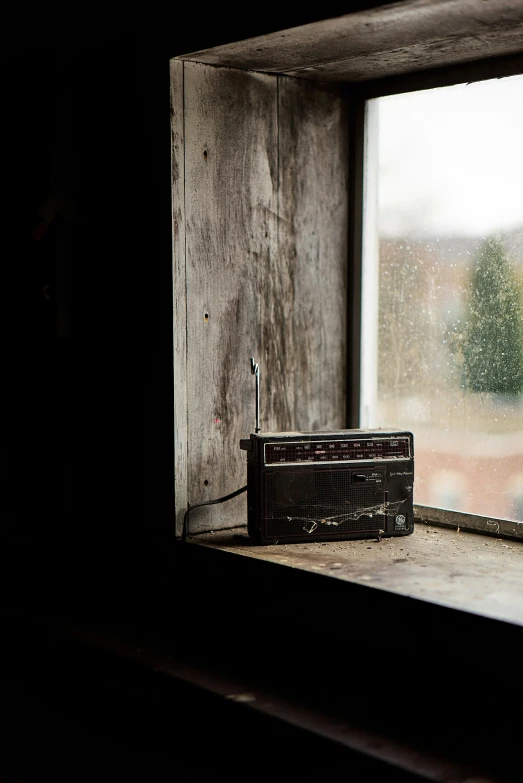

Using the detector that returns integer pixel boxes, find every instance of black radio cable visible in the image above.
[183,485,247,540]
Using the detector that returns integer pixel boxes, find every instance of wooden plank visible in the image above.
[170,59,188,538]
[283,26,523,82]
[181,65,349,534]
[192,523,523,627]
[183,63,278,533]
[176,1,523,82]
[347,98,365,427]
[273,77,348,431]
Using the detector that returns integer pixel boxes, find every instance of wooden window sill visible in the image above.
[188,520,523,627]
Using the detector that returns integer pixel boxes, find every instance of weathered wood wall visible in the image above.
[171,61,348,535]
[177,1,523,84]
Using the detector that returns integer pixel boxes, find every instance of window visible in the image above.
[361,75,523,527]
[170,29,523,770]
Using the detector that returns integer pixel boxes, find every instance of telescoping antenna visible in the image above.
[250,357,260,433]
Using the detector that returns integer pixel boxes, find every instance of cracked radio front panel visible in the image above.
[264,467,387,538]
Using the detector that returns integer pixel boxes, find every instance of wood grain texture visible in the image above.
[170,59,188,538]
[176,0,523,83]
[183,63,278,532]
[283,27,523,82]
[176,63,349,534]
[271,76,348,432]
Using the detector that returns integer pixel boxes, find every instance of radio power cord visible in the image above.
[183,485,247,540]
[183,358,258,540]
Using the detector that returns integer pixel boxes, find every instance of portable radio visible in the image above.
[240,360,414,544]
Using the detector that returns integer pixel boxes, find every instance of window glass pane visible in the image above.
[364,75,523,523]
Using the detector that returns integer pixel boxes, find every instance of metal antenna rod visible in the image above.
[250,357,260,433]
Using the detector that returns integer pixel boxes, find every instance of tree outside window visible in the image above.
[457,236,523,398]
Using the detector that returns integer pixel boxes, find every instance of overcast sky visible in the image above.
[375,73,523,239]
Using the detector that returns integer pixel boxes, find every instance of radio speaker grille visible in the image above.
[264,467,385,538]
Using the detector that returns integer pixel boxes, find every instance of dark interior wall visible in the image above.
[1,22,169,619]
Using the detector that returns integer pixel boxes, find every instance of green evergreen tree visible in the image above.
[461,236,523,395]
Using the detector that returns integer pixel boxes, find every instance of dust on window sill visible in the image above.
[188,519,523,627]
